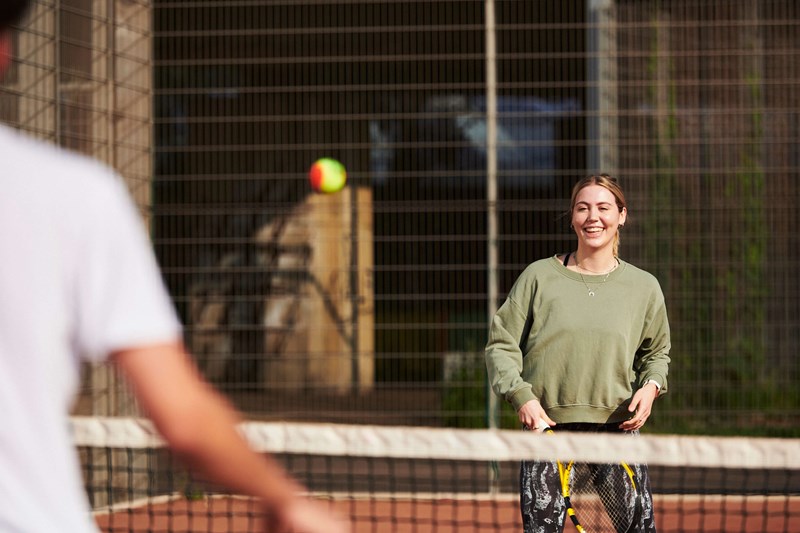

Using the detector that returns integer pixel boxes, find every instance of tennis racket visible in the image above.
[541,422,644,533]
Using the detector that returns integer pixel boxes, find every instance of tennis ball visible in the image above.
[309,158,347,193]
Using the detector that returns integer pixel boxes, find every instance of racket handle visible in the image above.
[536,419,550,432]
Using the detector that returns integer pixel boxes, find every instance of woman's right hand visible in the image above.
[518,399,556,432]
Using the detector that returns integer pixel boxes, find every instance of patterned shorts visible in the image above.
[519,422,657,533]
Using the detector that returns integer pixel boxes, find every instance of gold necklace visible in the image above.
[575,257,618,297]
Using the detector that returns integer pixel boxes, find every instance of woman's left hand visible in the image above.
[619,382,659,431]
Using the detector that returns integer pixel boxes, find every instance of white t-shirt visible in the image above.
[0,126,182,532]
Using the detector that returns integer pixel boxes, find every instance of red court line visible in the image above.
[94,494,800,533]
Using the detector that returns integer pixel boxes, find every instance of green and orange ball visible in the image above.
[308,158,347,194]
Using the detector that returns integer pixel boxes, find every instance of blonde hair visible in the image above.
[570,174,627,257]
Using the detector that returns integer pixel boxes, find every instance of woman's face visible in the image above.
[571,184,627,252]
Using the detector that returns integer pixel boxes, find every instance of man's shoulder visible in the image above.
[0,125,117,183]
[0,125,124,205]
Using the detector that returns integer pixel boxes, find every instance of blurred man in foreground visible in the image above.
[0,2,349,531]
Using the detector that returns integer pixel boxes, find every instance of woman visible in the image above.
[485,175,670,532]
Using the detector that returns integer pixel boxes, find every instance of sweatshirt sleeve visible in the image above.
[485,279,537,412]
[634,284,671,394]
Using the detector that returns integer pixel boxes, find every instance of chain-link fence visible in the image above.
[3,0,798,436]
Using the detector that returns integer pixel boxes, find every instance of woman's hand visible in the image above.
[518,399,556,431]
[620,382,659,431]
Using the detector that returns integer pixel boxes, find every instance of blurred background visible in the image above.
[2,0,798,436]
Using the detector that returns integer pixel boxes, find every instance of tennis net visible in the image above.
[72,417,800,532]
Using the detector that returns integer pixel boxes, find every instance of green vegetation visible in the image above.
[643,12,795,437]
[441,352,519,429]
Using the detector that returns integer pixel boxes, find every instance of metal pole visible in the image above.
[485,0,499,431]
[350,184,360,393]
[587,0,600,172]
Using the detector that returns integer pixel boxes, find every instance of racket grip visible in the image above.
[536,419,550,432]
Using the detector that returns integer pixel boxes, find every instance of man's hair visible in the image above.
[0,0,31,30]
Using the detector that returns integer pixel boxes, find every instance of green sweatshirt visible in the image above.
[485,255,671,424]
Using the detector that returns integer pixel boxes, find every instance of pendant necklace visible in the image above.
[576,257,618,297]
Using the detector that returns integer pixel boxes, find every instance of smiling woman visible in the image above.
[570,174,627,262]
[485,174,671,533]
